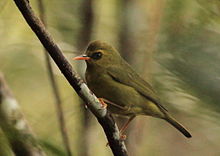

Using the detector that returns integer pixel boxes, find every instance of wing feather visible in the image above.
[107,61,167,112]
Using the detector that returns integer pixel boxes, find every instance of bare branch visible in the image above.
[76,0,94,155]
[12,0,128,155]
[37,0,72,155]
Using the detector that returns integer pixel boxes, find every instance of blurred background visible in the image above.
[1,0,220,155]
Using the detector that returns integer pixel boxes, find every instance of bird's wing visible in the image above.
[107,62,168,112]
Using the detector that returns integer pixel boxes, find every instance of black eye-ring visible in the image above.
[91,52,102,60]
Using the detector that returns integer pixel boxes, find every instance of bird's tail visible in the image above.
[164,114,192,138]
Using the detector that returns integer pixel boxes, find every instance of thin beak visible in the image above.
[72,55,90,60]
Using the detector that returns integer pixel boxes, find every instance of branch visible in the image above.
[76,0,94,155]
[0,73,46,156]
[37,0,72,155]
[12,0,128,155]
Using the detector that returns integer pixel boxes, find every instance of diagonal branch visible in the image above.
[37,0,72,155]
[12,0,128,155]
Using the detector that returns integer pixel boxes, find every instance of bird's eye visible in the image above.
[91,52,102,60]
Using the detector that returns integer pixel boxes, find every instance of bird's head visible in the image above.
[73,40,121,68]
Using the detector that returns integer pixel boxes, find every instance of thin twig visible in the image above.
[37,1,72,156]
[12,0,128,155]
[76,0,93,155]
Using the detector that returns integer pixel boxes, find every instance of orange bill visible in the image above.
[72,55,90,60]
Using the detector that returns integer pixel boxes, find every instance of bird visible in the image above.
[73,40,192,138]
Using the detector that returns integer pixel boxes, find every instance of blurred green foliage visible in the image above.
[1,0,220,155]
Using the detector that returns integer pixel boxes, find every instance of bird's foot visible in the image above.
[98,98,108,109]
[119,134,127,141]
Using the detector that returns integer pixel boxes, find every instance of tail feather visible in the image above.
[165,115,192,138]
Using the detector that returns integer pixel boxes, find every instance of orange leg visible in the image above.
[106,115,136,146]
[98,98,108,109]
[119,115,136,140]
[102,98,129,110]
[99,98,134,135]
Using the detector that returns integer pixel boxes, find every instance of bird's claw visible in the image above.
[119,134,127,141]
[98,98,108,109]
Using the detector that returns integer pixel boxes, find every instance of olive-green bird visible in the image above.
[73,40,191,138]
